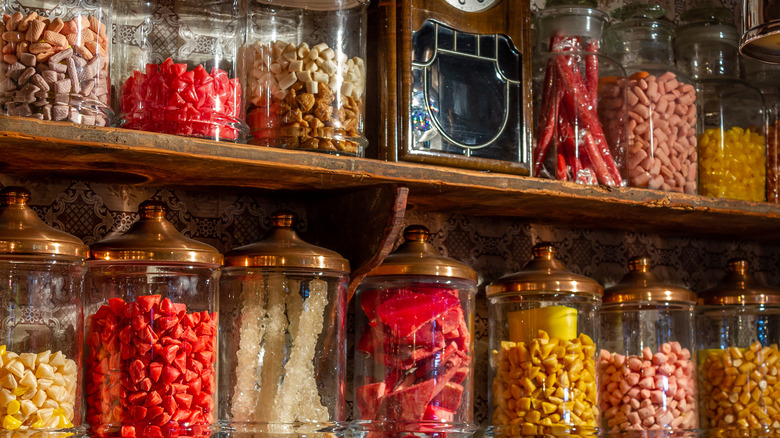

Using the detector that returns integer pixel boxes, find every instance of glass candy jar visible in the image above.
[486,243,602,436]
[352,225,477,436]
[219,211,349,431]
[0,187,87,433]
[599,256,697,433]
[1,0,112,125]
[743,58,780,203]
[242,0,368,156]
[84,200,222,438]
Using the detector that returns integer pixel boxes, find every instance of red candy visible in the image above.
[85,295,217,438]
[119,58,243,141]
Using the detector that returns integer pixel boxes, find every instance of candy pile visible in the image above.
[85,295,217,438]
[356,287,471,423]
[599,343,696,432]
[119,58,242,141]
[244,40,365,155]
[698,127,765,202]
[0,12,110,125]
[0,346,77,431]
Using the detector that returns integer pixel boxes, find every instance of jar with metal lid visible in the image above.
[486,242,601,436]
[743,58,780,203]
[599,256,697,433]
[242,0,368,156]
[352,225,477,435]
[84,200,222,438]
[697,259,780,431]
[0,187,87,433]
[219,211,348,432]
[675,7,766,202]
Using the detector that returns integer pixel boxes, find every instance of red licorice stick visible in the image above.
[533,35,565,176]
[559,87,614,186]
[558,105,582,180]
[585,38,599,112]
[557,151,568,181]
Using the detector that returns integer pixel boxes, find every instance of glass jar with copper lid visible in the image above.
[697,259,780,431]
[219,211,348,433]
[0,186,87,433]
[599,256,697,434]
[486,242,602,436]
[352,225,477,436]
[84,200,222,438]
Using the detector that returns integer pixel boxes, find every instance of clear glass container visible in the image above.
[532,2,628,187]
[486,243,602,436]
[675,7,766,202]
[605,4,698,194]
[599,256,697,434]
[743,58,780,203]
[114,0,246,141]
[219,211,348,432]
[0,0,112,125]
[242,0,368,156]
[84,200,222,438]
[0,187,87,434]
[352,225,477,437]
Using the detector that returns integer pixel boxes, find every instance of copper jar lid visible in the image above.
[365,225,477,281]
[486,242,603,298]
[90,200,222,265]
[224,211,348,272]
[604,256,696,304]
[698,259,780,305]
[0,186,87,260]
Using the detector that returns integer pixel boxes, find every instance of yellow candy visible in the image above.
[12,387,26,397]
[0,345,6,355]
[508,306,577,344]
[56,414,73,428]
[698,127,766,201]
[3,414,21,430]
[6,400,19,416]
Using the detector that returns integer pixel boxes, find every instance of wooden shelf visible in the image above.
[1,116,779,240]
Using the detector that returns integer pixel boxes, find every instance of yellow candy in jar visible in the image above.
[698,127,766,201]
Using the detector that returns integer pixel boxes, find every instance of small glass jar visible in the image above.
[675,7,766,202]
[352,225,477,436]
[84,200,222,438]
[0,187,87,433]
[242,1,368,156]
[114,0,246,141]
[697,259,780,431]
[486,243,602,436]
[599,256,697,434]
[605,4,698,194]
[532,1,628,187]
[743,58,780,203]
[1,0,112,125]
[219,211,348,432]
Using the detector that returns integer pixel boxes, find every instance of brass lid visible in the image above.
[604,256,696,304]
[90,200,222,265]
[486,243,603,297]
[365,225,477,281]
[223,211,348,272]
[698,259,780,305]
[0,187,87,259]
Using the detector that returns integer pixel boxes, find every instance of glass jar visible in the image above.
[486,243,602,436]
[242,0,368,156]
[352,225,477,436]
[532,1,628,187]
[114,0,246,141]
[675,7,766,202]
[0,187,87,433]
[697,259,780,431]
[219,211,348,432]
[0,0,112,125]
[743,58,780,203]
[84,200,222,438]
[599,256,697,434]
[605,4,698,194]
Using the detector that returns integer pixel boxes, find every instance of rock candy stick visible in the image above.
[230,280,265,422]
[286,279,303,340]
[255,273,288,423]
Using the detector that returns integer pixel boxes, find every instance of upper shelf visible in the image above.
[1,116,779,240]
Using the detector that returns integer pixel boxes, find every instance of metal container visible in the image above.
[740,0,780,63]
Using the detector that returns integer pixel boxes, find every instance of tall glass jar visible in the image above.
[114,0,246,141]
[0,0,112,125]
[532,0,628,187]
[605,5,698,194]
[0,187,87,433]
[242,0,368,156]
[697,259,780,431]
[743,58,780,203]
[84,200,222,438]
[675,7,766,202]
[352,225,477,437]
[486,243,602,436]
[599,256,697,434]
[219,211,348,433]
